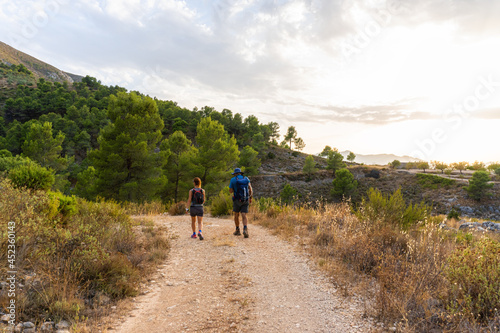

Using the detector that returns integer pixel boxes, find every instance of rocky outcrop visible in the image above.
[439,220,500,233]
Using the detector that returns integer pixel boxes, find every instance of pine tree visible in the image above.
[22,121,68,172]
[161,131,198,202]
[195,117,240,192]
[465,170,493,201]
[239,145,261,176]
[88,92,169,202]
[303,155,317,177]
[326,150,345,176]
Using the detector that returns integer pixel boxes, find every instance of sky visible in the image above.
[1,0,500,163]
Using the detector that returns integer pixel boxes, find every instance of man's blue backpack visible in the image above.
[234,176,250,202]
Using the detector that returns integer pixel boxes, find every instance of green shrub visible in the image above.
[209,187,233,217]
[447,207,460,220]
[292,151,299,157]
[416,173,455,189]
[267,152,275,159]
[495,168,500,176]
[444,238,500,322]
[0,155,32,172]
[256,197,277,213]
[8,163,55,190]
[0,149,12,158]
[48,191,78,219]
[465,170,493,201]
[280,183,298,205]
[331,168,357,198]
[357,188,431,229]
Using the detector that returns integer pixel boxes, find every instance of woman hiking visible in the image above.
[186,177,205,240]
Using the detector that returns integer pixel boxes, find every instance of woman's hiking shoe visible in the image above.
[233,228,241,236]
[198,233,204,240]
[243,229,249,238]
[191,234,197,239]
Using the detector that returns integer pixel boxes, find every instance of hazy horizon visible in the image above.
[1,0,500,163]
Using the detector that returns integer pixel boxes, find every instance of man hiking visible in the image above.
[229,168,253,238]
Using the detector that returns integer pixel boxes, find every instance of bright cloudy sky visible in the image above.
[1,0,500,163]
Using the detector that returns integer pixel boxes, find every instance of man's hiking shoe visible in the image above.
[198,233,204,240]
[191,234,197,239]
[233,228,241,236]
[243,229,249,238]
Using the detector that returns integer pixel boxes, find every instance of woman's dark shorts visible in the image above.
[232,199,249,213]
[190,206,204,217]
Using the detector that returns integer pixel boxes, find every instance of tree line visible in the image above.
[0,74,285,203]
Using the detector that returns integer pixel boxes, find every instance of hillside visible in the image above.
[254,146,500,221]
[0,41,82,84]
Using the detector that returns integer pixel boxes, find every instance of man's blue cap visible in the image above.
[232,168,243,175]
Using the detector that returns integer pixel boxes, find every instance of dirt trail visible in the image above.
[111,215,373,333]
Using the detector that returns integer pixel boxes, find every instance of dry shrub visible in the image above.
[0,178,170,327]
[444,237,500,323]
[209,188,233,217]
[122,200,165,215]
[252,194,500,332]
[168,201,187,215]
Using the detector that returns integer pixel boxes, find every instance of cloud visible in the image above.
[262,101,437,125]
[475,108,500,119]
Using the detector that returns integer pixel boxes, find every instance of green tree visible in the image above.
[331,168,357,198]
[452,161,469,175]
[406,162,416,170]
[347,151,356,163]
[495,168,500,176]
[303,155,317,177]
[417,161,430,173]
[267,121,280,144]
[487,162,500,173]
[195,117,240,191]
[251,132,265,152]
[161,131,198,202]
[389,159,401,169]
[239,145,261,176]
[74,166,98,200]
[88,92,169,202]
[284,126,297,151]
[326,150,345,176]
[21,121,68,172]
[470,161,486,171]
[432,161,448,174]
[294,137,305,151]
[465,170,493,201]
[279,140,290,149]
[319,145,333,157]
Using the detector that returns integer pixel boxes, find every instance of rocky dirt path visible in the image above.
[111,215,373,333]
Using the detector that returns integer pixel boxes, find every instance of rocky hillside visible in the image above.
[253,147,500,221]
[0,41,82,84]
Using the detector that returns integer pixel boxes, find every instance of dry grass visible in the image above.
[0,178,170,331]
[213,236,236,247]
[121,200,165,215]
[250,195,500,333]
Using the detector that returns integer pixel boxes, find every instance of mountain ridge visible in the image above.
[0,41,82,83]
[339,150,422,165]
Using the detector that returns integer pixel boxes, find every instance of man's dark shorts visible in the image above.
[190,206,204,217]
[233,199,249,213]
